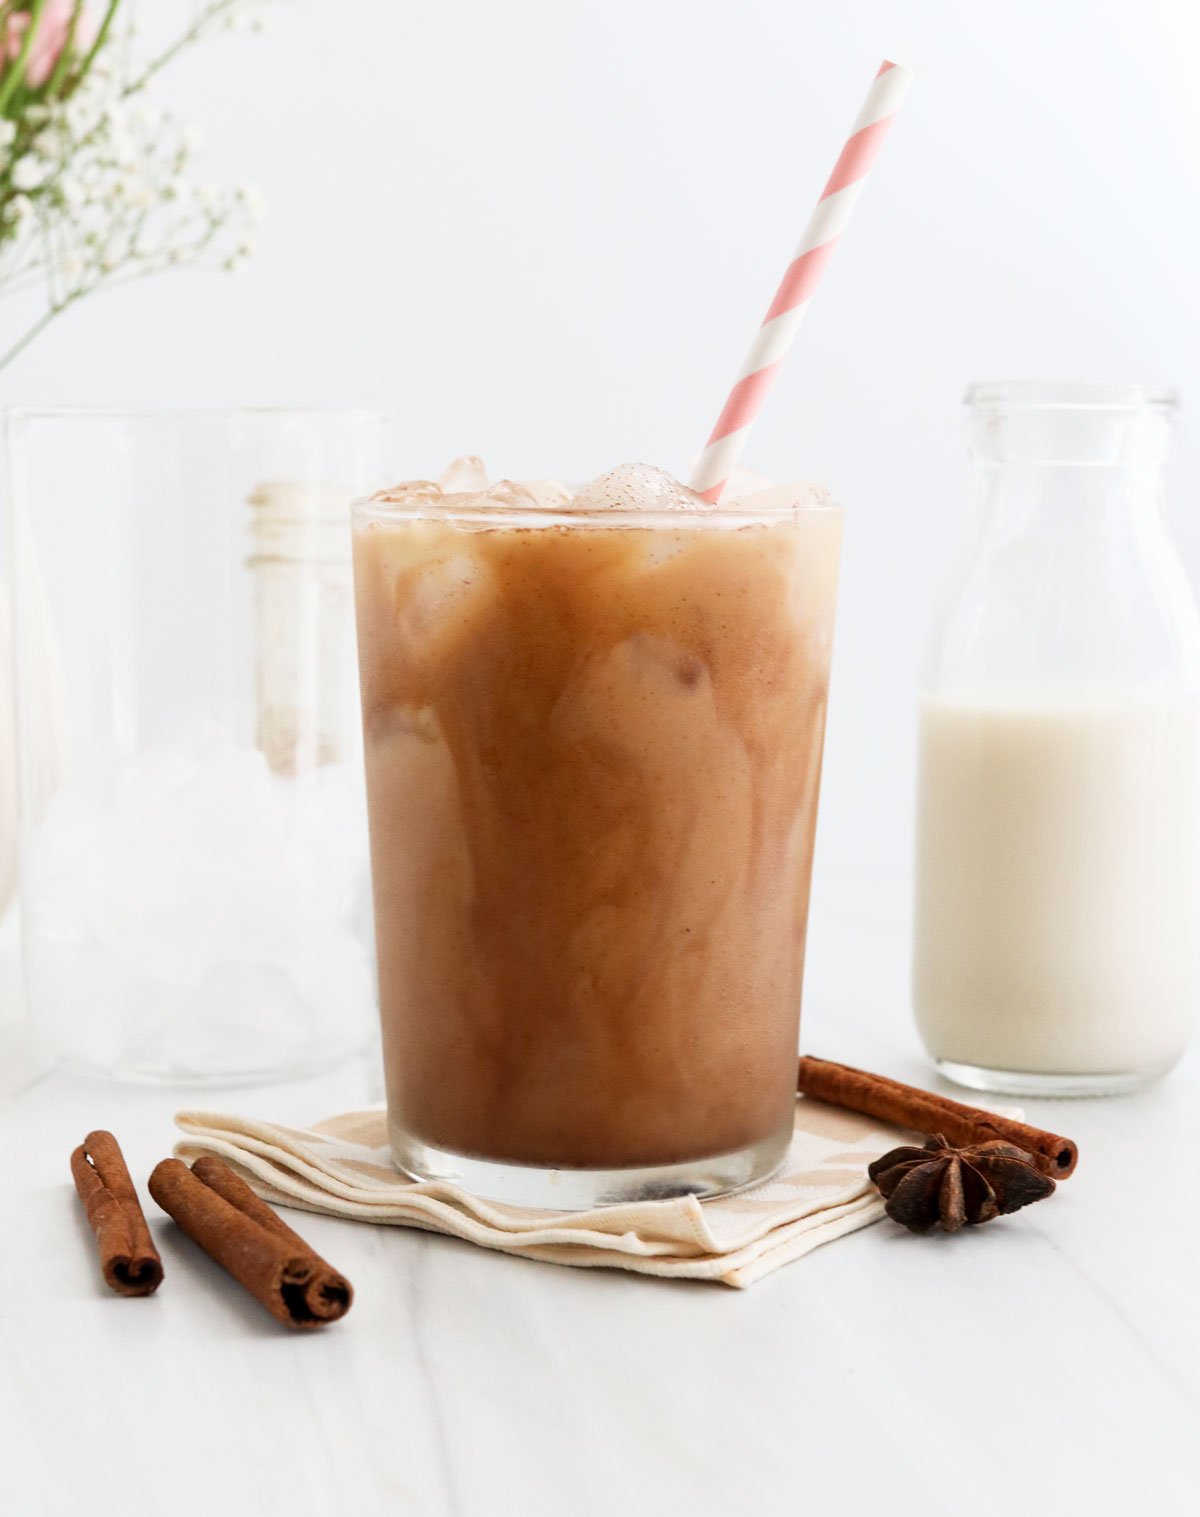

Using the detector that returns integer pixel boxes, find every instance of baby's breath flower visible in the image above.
[64,104,89,137]
[11,157,46,192]
[0,1,274,372]
[128,104,160,134]
[234,182,266,218]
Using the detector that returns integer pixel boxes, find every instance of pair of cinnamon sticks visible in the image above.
[71,1131,352,1328]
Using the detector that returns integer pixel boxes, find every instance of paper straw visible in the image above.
[689,60,913,502]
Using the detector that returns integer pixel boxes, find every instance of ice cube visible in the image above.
[487,479,540,510]
[128,963,318,1076]
[722,466,775,501]
[517,478,574,510]
[622,632,708,693]
[439,455,490,494]
[375,469,574,512]
[738,479,834,514]
[393,550,495,664]
[372,480,442,505]
[573,463,709,514]
[24,732,376,1078]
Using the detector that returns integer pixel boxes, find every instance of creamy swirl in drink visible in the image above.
[352,462,840,1193]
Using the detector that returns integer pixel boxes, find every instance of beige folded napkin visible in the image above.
[174,1097,918,1287]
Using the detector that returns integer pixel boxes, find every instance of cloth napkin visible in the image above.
[172,1098,912,1288]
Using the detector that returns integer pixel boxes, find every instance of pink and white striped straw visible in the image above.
[689,60,913,502]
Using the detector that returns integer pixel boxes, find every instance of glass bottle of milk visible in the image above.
[914,382,1200,1095]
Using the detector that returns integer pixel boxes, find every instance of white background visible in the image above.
[7,0,1200,921]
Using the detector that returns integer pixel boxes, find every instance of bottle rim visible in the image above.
[965,381,1177,414]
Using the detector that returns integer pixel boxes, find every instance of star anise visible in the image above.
[867,1133,1056,1234]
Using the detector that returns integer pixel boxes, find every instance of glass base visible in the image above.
[935,1057,1171,1098]
[391,1121,793,1210]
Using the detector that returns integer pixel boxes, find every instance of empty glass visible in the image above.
[8,408,386,1082]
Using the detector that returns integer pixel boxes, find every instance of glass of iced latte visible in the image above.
[352,460,841,1206]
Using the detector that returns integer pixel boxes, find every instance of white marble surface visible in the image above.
[2,892,1198,1517]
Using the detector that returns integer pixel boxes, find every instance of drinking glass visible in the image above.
[8,408,386,1082]
[352,477,841,1205]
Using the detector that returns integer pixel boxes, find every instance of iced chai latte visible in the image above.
[352,461,841,1206]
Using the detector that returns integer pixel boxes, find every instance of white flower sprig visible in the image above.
[0,2,273,372]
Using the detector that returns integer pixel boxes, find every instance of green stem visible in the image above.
[0,269,46,298]
[0,0,48,116]
[0,299,63,372]
[43,0,87,98]
[124,0,231,97]
[69,0,121,96]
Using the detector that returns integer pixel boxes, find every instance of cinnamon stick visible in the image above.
[148,1157,352,1328]
[70,1131,164,1296]
[797,1056,1078,1179]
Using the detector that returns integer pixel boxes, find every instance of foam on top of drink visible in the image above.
[571,463,709,514]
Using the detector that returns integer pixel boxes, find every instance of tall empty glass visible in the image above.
[353,469,841,1206]
[9,408,385,1082]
